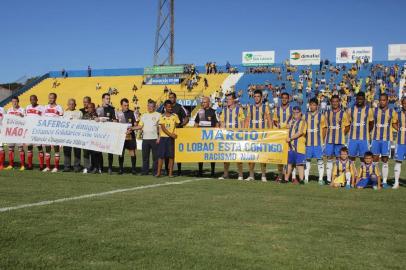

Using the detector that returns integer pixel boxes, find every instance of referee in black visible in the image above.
[96,93,117,174]
[194,96,219,177]
[160,92,189,176]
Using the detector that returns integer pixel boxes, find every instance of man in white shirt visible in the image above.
[25,95,44,170]
[4,97,26,170]
[42,92,64,172]
[63,98,83,172]
[136,100,160,175]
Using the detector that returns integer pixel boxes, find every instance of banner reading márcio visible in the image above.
[175,128,289,164]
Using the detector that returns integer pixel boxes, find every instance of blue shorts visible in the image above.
[371,140,391,157]
[324,143,344,157]
[288,151,306,165]
[306,146,323,160]
[356,176,377,188]
[158,137,175,159]
[394,144,406,161]
[348,139,369,158]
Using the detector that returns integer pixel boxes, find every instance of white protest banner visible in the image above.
[242,51,275,66]
[336,47,373,63]
[0,115,127,155]
[289,49,320,65]
[388,44,406,60]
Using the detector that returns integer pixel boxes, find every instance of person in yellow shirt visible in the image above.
[273,92,292,182]
[324,95,351,183]
[244,90,272,182]
[331,147,356,188]
[285,106,307,184]
[356,151,381,190]
[155,100,180,177]
[371,93,398,188]
[218,93,245,180]
[304,98,327,185]
[347,92,374,162]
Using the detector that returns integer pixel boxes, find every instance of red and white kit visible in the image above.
[43,104,64,171]
[25,104,45,169]
[6,107,26,168]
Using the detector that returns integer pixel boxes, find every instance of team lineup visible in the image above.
[0,90,405,190]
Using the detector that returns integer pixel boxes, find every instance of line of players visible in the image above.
[0,93,139,174]
[218,90,405,189]
[1,90,405,189]
[0,93,63,172]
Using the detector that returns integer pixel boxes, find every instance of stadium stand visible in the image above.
[1,61,405,118]
[1,73,228,115]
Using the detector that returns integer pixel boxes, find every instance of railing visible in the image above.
[0,73,50,106]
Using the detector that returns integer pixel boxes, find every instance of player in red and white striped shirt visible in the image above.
[42,93,64,172]
[25,95,45,170]
[0,106,5,170]
[4,97,26,170]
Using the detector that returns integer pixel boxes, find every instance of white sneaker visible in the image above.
[51,168,58,173]
[392,183,399,189]
[238,176,244,181]
[304,178,309,184]
[261,176,267,182]
[245,176,254,181]
[42,167,50,172]
[373,185,378,190]
[83,168,88,174]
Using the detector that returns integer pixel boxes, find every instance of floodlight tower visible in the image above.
[153,0,175,66]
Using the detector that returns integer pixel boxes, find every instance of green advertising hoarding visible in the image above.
[144,65,185,75]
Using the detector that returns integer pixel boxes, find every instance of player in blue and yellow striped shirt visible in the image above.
[273,92,292,129]
[244,90,272,182]
[304,98,327,185]
[371,93,398,188]
[218,93,245,180]
[331,147,356,188]
[285,106,307,184]
[325,95,350,183]
[273,92,292,182]
[356,151,381,190]
[394,97,406,189]
[347,91,374,160]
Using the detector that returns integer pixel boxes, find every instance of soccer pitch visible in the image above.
[0,156,405,269]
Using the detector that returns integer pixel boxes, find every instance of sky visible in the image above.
[1,0,405,83]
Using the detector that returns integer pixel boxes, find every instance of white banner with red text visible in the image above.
[0,115,127,155]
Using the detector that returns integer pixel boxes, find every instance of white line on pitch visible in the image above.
[0,177,211,213]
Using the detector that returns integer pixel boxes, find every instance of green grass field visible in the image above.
[1,151,406,269]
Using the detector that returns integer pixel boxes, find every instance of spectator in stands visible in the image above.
[52,79,59,88]
[356,58,362,70]
[204,78,209,89]
[226,61,231,73]
[88,65,92,77]
[164,86,169,95]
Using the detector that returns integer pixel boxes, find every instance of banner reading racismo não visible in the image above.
[175,128,289,164]
[0,115,127,155]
